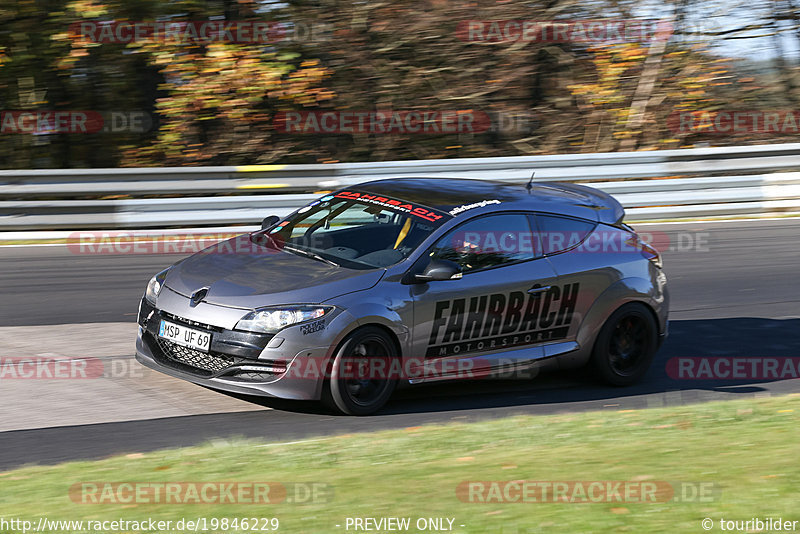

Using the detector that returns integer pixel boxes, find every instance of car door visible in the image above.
[408,212,560,380]
[532,213,613,344]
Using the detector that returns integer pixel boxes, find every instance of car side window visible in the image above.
[427,213,538,273]
[535,214,596,255]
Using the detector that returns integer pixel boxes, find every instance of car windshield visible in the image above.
[252,191,451,270]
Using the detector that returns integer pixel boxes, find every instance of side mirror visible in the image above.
[261,215,280,230]
[414,259,462,283]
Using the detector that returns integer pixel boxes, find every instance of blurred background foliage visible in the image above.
[1,0,799,168]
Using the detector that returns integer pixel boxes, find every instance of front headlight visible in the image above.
[145,268,170,304]
[235,306,334,334]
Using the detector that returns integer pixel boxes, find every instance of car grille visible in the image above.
[157,338,242,374]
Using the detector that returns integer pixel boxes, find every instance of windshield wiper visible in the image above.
[283,245,340,267]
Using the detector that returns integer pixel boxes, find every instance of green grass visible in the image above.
[1,395,799,533]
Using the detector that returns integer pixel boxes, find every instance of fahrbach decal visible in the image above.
[425,283,579,358]
[334,191,449,223]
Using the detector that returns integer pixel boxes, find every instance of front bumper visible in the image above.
[135,297,329,400]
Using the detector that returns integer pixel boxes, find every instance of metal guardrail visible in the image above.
[2,143,800,230]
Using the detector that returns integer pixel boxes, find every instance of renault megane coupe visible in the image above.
[135,178,669,415]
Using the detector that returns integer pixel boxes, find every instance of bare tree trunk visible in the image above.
[620,20,672,151]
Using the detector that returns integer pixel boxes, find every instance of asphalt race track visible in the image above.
[0,219,798,470]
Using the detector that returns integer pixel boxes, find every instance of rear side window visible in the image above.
[428,213,538,273]
[535,214,596,255]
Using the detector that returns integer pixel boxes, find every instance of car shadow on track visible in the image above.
[4,318,797,470]
[218,317,800,416]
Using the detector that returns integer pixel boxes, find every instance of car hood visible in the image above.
[164,234,384,309]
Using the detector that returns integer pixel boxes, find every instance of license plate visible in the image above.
[159,320,211,352]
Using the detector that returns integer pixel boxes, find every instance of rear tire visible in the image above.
[590,302,658,386]
[322,326,398,415]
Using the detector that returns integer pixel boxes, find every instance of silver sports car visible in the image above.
[135,178,669,415]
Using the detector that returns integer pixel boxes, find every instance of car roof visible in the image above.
[353,177,624,225]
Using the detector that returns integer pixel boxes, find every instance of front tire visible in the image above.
[590,302,658,386]
[323,326,398,415]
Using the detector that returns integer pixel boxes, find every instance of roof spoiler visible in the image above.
[546,182,626,226]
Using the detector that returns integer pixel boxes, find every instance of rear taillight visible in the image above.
[640,240,663,269]
[624,232,663,268]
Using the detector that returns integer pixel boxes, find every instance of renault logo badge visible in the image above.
[190,287,209,307]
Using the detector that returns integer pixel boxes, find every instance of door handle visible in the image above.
[527,285,551,294]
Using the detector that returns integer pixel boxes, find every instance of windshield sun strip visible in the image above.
[332,190,453,225]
